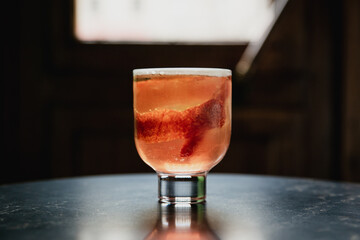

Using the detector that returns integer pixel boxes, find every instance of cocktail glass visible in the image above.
[133,68,231,204]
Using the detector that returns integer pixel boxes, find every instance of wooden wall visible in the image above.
[2,0,359,183]
[341,0,360,182]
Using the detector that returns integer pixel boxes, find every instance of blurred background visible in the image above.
[2,0,359,184]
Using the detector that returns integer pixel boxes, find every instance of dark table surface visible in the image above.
[0,173,360,240]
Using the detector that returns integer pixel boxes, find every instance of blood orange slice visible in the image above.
[135,98,225,157]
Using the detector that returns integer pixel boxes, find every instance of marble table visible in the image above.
[0,174,360,239]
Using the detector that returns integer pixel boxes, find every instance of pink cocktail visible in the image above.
[133,68,231,203]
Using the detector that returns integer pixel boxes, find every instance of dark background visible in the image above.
[2,0,360,184]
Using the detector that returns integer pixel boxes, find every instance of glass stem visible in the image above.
[158,172,207,204]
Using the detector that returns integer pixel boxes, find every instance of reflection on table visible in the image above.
[145,203,219,240]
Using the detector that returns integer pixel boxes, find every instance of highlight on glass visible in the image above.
[133,68,231,203]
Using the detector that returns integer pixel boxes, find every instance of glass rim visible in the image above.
[133,67,231,77]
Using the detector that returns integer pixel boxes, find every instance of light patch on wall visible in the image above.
[74,0,275,43]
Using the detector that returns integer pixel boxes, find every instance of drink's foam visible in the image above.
[133,68,231,77]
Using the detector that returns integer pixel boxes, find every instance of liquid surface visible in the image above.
[134,74,231,174]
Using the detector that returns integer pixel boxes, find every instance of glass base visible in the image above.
[158,173,206,204]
